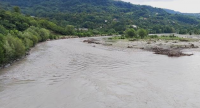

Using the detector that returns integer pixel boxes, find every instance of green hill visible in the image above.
[1,0,200,34]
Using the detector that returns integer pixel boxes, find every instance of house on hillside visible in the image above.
[131,25,137,28]
[113,18,118,22]
[75,28,88,31]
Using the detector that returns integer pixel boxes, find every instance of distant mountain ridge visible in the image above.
[164,9,181,14]
[164,8,200,18]
[0,0,167,15]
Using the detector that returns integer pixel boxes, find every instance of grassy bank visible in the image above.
[108,34,198,42]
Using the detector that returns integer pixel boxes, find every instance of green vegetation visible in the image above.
[109,34,197,42]
[144,35,184,40]
[0,8,67,66]
[144,35,198,42]
[0,25,52,65]
[125,28,148,39]
[125,29,137,38]
[138,29,148,39]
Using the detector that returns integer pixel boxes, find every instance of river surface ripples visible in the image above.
[0,37,200,108]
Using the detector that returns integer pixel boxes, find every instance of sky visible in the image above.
[121,0,200,13]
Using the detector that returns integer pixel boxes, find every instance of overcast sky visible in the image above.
[121,0,200,13]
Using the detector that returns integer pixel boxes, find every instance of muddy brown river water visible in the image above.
[0,37,200,108]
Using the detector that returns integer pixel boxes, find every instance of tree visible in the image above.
[66,25,75,35]
[5,34,25,59]
[39,28,50,41]
[3,39,14,61]
[179,29,187,34]
[194,29,199,35]
[125,28,137,38]
[0,42,4,64]
[189,31,192,35]
[0,25,8,35]
[12,37,25,58]
[13,6,21,13]
[138,29,147,38]
[108,29,116,35]
[22,31,38,46]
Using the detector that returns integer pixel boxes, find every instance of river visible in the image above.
[0,37,200,108]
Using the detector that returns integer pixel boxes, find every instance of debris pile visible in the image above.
[151,47,193,57]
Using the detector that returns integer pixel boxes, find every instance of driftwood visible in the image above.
[127,46,133,48]
[151,47,193,57]
[170,44,199,49]
[60,36,79,39]
[102,43,112,46]
[83,39,101,44]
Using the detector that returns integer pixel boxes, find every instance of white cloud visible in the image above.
[121,0,200,13]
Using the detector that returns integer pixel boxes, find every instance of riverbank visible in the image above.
[0,35,118,69]
[0,35,79,69]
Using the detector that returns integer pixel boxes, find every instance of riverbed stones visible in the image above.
[4,64,11,68]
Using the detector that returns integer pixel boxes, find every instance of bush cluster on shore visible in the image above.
[0,26,57,66]
[109,28,149,40]
[124,28,148,39]
[0,8,62,66]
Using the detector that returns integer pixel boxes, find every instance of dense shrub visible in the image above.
[138,29,148,39]
[0,26,51,65]
[125,28,137,38]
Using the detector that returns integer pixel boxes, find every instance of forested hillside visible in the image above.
[0,7,80,66]
[1,0,200,34]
